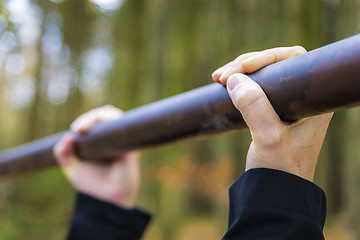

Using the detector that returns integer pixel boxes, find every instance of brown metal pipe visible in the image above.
[1,34,360,178]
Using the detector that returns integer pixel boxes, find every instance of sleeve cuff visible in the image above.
[68,192,151,239]
[228,168,327,228]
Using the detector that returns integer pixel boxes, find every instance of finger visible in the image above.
[53,133,82,181]
[53,133,78,166]
[241,46,306,73]
[71,105,123,133]
[212,52,259,83]
[212,61,235,83]
[71,105,123,132]
[218,52,260,85]
[227,73,284,144]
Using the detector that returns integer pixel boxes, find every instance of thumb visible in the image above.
[227,73,284,143]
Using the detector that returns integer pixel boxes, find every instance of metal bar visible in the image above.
[1,34,360,178]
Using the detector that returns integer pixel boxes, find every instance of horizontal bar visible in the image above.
[1,34,359,178]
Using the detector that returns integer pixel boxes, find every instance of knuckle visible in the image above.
[233,84,263,110]
[270,127,285,144]
[103,104,123,114]
[241,58,258,73]
[235,53,247,62]
[235,52,258,62]
[86,116,101,127]
[73,115,84,123]
[73,114,88,125]
[104,104,116,110]
[260,126,287,148]
[91,105,115,115]
[240,60,252,72]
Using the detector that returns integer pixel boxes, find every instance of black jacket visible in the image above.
[68,168,326,239]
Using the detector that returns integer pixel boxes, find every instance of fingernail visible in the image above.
[219,67,233,84]
[227,74,244,91]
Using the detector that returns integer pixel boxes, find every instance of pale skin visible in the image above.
[212,46,333,181]
[53,105,140,208]
[54,46,333,210]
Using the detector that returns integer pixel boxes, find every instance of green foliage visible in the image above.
[0,0,359,239]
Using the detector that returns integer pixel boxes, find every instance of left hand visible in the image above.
[53,105,141,208]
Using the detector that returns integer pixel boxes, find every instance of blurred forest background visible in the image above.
[0,0,359,239]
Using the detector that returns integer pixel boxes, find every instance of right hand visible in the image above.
[212,47,333,182]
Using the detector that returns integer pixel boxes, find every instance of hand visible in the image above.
[212,47,333,181]
[53,105,140,208]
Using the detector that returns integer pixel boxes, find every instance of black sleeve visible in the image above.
[68,192,151,240]
[223,168,326,240]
